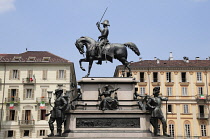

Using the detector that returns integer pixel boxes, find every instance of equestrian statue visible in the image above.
[75,19,140,77]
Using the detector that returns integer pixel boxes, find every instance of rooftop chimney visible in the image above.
[154,57,157,60]
[195,57,200,60]
[169,52,173,60]
[139,57,142,61]
[157,58,160,64]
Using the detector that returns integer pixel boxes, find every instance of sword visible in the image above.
[99,7,108,23]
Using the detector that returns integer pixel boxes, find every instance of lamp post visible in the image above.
[47,91,53,107]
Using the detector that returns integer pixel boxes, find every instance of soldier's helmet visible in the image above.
[101,20,110,26]
[153,87,160,95]
[55,89,63,95]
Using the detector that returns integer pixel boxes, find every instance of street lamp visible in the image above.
[47,91,53,99]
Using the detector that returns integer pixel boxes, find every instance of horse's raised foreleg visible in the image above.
[85,59,93,77]
[79,58,87,71]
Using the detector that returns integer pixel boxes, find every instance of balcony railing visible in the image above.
[195,94,208,101]
[36,97,49,103]
[22,78,36,84]
[197,113,209,119]
[19,120,35,126]
[5,97,20,103]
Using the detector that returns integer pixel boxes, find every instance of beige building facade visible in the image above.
[114,56,210,138]
[0,51,76,139]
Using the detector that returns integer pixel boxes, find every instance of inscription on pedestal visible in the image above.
[76,118,140,128]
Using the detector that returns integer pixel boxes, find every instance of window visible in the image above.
[140,87,145,95]
[168,104,172,113]
[197,72,202,82]
[9,110,15,121]
[182,87,188,96]
[42,70,48,80]
[166,72,172,82]
[41,88,47,97]
[201,124,207,136]
[140,72,144,82]
[11,89,17,101]
[23,130,29,137]
[40,110,46,120]
[153,72,158,82]
[198,87,203,95]
[27,70,33,78]
[183,105,189,114]
[167,87,172,96]
[26,89,32,99]
[181,72,186,82]
[40,130,45,136]
[169,124,175,137]
[59,70,65,79]
[184,124,190,137]
[12,70,19,79]
[126,72,130,77]
[7,130,14,137]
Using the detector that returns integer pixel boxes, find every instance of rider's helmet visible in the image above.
[101,20,110,26]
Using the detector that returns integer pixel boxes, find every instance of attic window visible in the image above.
[13,56,21,61]
[27,57,36,62]
[42,57,50,62]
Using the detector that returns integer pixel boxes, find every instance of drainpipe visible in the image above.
[0,63,6,131]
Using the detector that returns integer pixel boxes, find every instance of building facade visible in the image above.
[114,56,210,138]
[0,51,77,139]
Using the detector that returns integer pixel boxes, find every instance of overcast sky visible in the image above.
[0,0,210,80]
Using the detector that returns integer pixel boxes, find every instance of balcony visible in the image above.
[5,97,20,103]
[19,120,35,127]
[195,94,208,103]
[197,113,209,120]
[36,97,49,103]
[22,78,36,85]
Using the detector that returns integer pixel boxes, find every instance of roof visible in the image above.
[0,51,71,63]
[116,60,210,69]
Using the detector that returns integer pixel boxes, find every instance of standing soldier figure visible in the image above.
[147,87,170,137]
[47,89,67,137]
[96,20,110,65]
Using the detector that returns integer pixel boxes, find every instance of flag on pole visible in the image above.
[40,101,45,109]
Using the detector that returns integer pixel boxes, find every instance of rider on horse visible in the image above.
[96,20,110,65]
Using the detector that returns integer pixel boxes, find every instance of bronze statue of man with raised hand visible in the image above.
[96,20,110,65]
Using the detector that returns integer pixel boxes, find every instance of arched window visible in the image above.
[168,120,175,137]
[184,120,191,138]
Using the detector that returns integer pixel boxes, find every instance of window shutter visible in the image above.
[46,130,48,136]
[46,110,49,121]
[171,72,174,82]
[16,89,19,101]
[8,89,11,102]
[13,130,16,139]
[29,130,32,138]
[28,70,33,78]
[17,70,20,80]
[37,109,40,121]
[6,110,9,121]
[15,110,18,122]
[56,70,59,79]
[4,131,7,138]
[22,110,25,120]
[9,70,12,80]
[23,89,26,100]
[64,70,67,79]
[37,130,39,138]
[20,130,23,138]
[144,72,147,82]
[43,70,48,80]
[31,89,34,99]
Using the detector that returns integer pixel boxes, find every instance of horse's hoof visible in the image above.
[81,67,86,71]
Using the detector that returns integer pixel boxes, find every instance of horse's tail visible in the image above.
[124,42,140,56]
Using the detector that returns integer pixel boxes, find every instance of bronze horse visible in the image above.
[75,36,140,77]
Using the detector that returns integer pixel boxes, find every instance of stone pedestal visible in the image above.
[57,77,152,138]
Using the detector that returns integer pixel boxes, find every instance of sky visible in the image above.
[0,0,210,80]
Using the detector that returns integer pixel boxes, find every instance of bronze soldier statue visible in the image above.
[147,87,170,137]
[47,89,67,137]
[96,20,110,65]
[98,85,119,111]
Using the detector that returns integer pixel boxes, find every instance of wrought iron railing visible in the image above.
[197,113,209,119]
